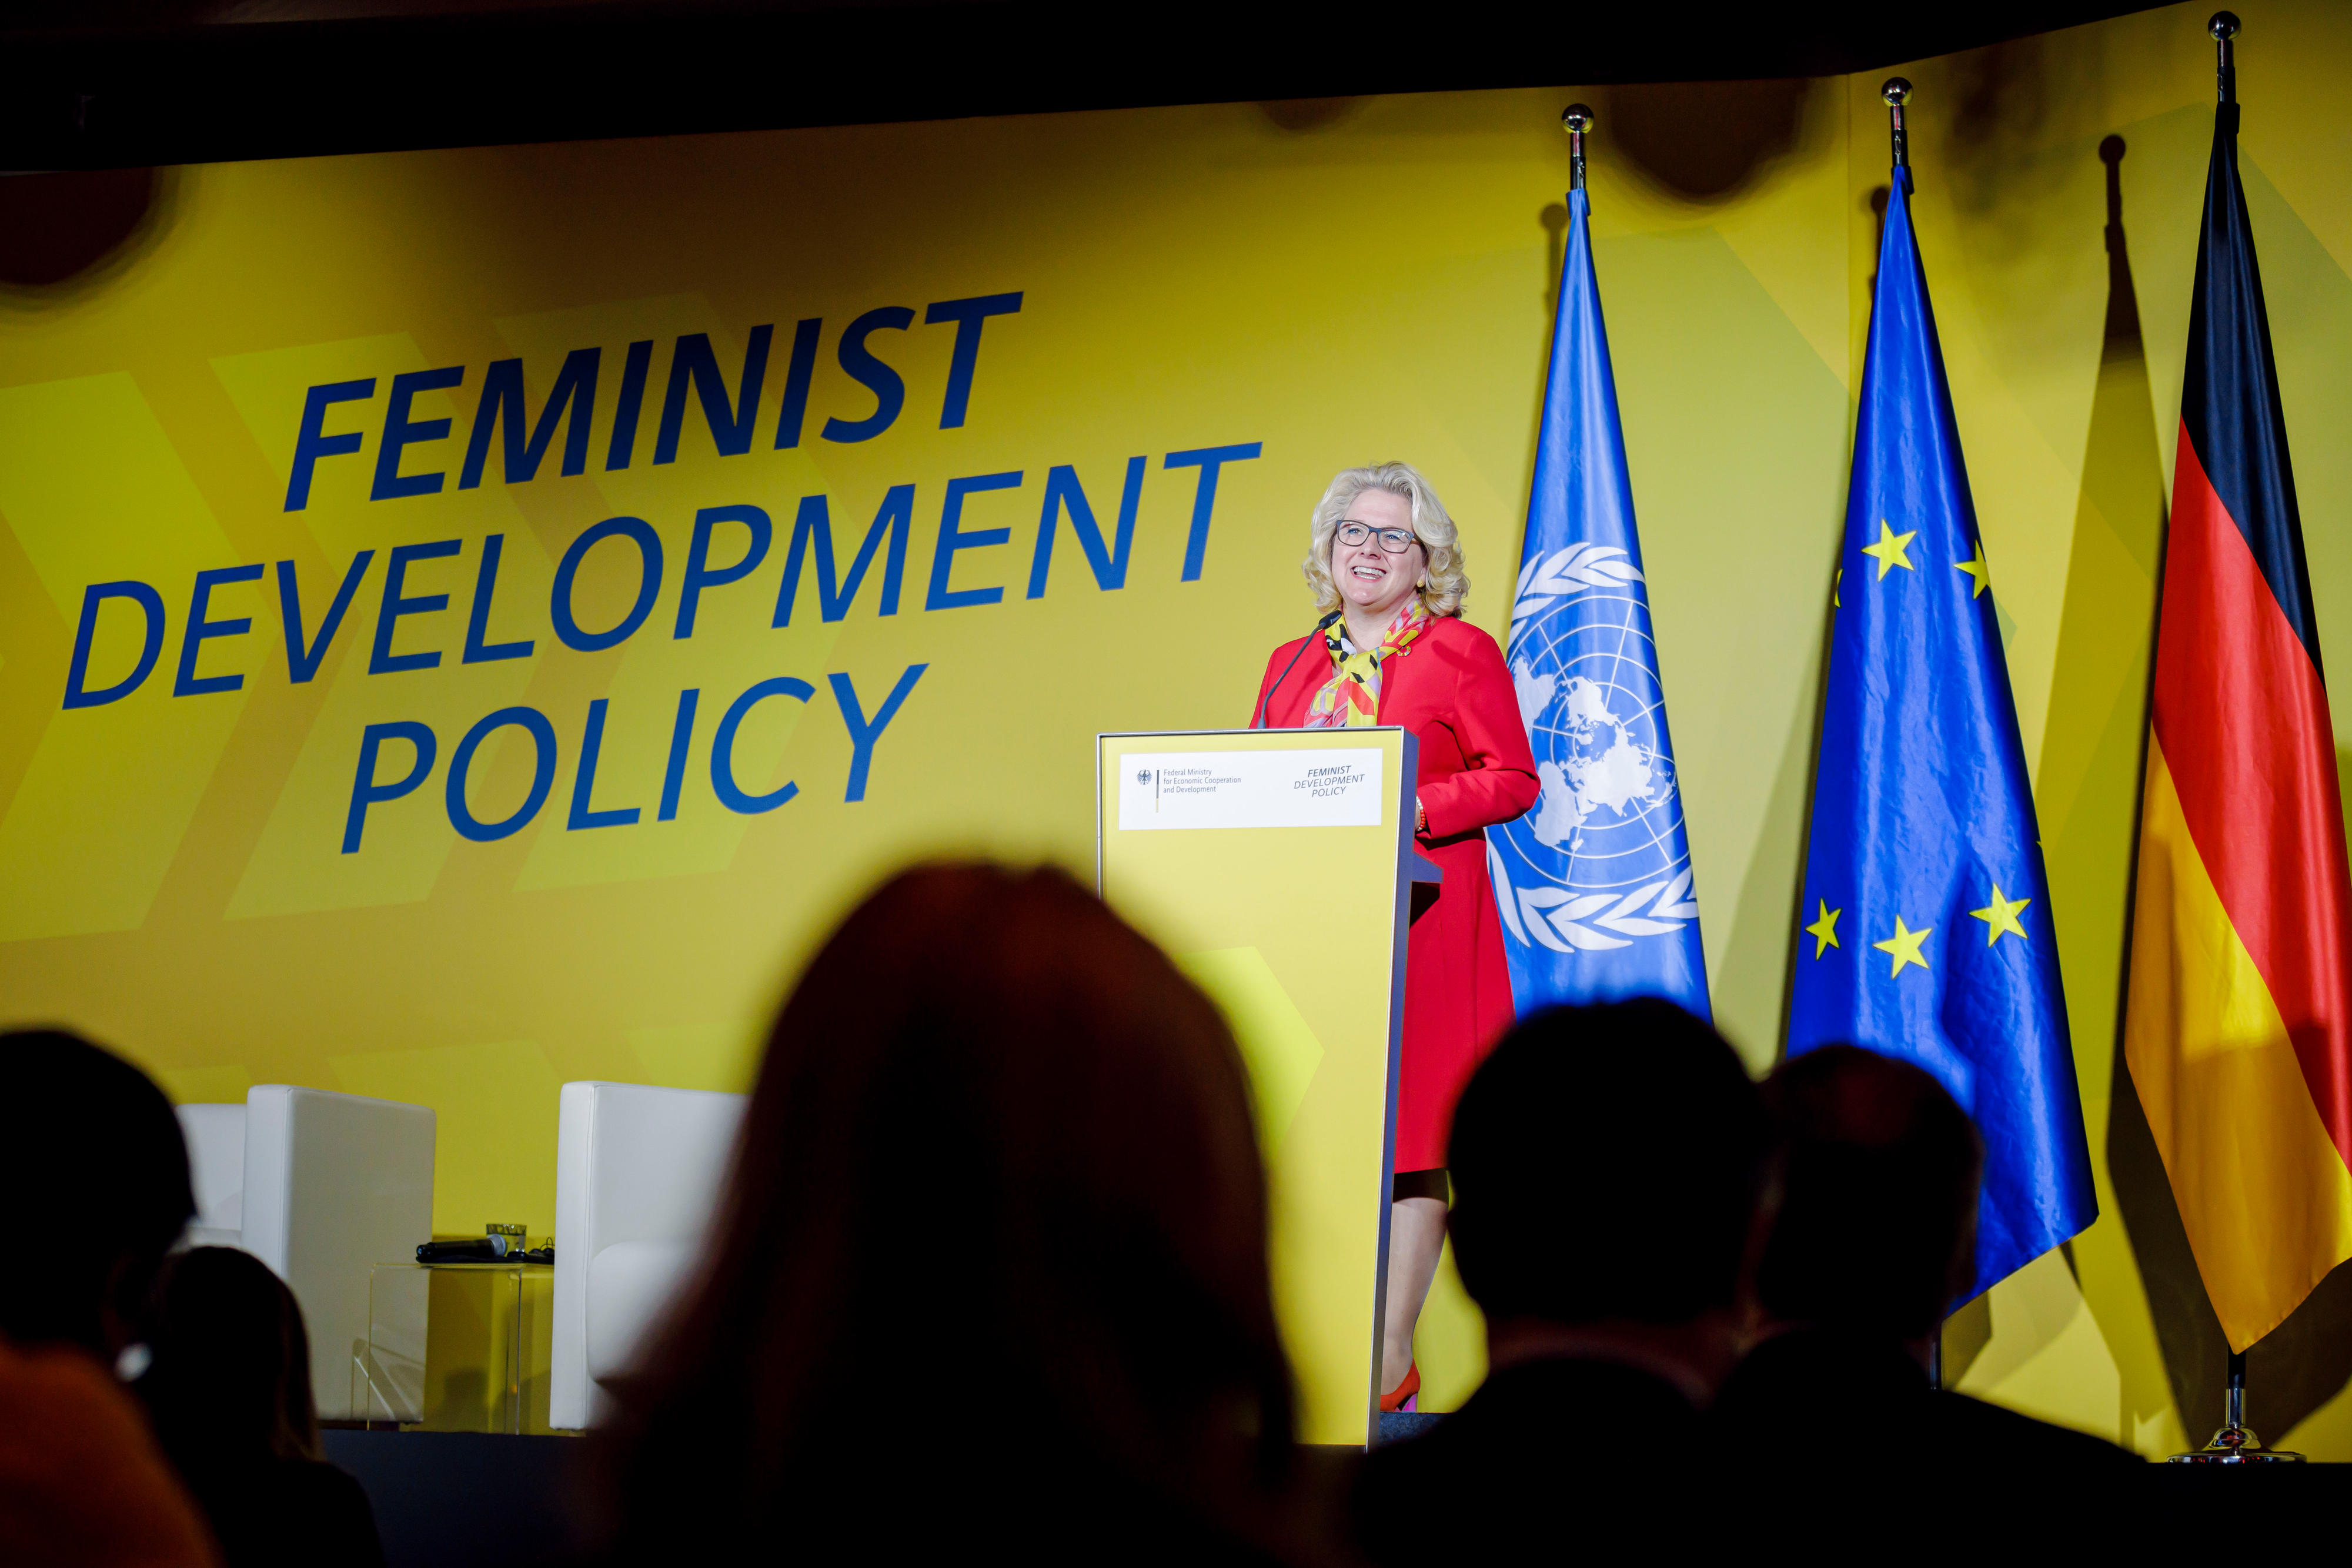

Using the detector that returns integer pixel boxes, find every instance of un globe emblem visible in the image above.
[1488,544,1699,954]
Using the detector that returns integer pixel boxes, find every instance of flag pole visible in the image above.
[1500,98,1713,1022]
[1881,71,1946,1397]
[2173,1346,2301,1461]
[2213,9,2237,111]
[2161,15,2304,1463]
[1881,76,1910,174]
[1561,102,1592,193]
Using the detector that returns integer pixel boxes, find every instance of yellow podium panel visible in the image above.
[1097,727,1426,1447]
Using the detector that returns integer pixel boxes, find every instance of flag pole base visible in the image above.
[2171,1350,2302,1460]
[2166,1424,2304,1463]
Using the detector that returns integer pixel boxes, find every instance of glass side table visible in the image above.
[356,1261,553,1434]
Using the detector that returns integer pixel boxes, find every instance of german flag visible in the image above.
[2123,88,2352,1352]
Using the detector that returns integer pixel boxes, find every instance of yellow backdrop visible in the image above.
[8,0,2352,1456]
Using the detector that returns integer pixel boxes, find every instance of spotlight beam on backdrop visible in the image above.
[0,0,2170,172]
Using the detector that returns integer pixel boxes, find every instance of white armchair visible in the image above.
[176,1101,248,1249]
[550,1082,746,1430]
[172,1086,436,1420]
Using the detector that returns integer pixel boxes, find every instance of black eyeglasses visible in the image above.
[1335,521,1419,554]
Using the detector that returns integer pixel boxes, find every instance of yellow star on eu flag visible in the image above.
[1805,900,1841,957]
[1862,520,1918,580]
[1873,915,1933,977]
[1954,537,1991,598]
[1970,885,2031,945]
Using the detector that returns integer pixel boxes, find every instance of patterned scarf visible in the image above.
[1304,601,1431,727]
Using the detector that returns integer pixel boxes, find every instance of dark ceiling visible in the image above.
[0,0,2169,169]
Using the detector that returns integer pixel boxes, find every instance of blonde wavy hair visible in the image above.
[1302,462,1469,619]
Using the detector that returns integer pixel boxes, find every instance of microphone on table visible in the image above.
[415,1235,557,1265]
[1254,610,1344,730]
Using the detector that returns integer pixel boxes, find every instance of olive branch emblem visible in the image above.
[1511,544,1645,624]
[1489,841,1696,954]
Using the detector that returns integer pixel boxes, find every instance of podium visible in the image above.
[1096,727,1437,1446]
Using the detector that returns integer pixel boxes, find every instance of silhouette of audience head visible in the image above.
[1447,999,1770,1329]
[0,1030,193,1358]
[135,1246,385,1566]
[140,1246,321,1467]
[606,862,1293,1560]
[1756,1044,1982,1342]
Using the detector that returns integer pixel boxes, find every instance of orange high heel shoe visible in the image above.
[1379,1362,1421,1413]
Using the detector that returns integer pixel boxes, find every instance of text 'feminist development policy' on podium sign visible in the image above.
[1098,727,1436,1447]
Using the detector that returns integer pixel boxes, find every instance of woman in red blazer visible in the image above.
[1251,462,1538,1413]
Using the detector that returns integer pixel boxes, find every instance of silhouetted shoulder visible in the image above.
[1924,1391,2142,1466]
[192,1458,385,1568]
[1715,1330,2140,1474]
[1354,1359,1696,1565]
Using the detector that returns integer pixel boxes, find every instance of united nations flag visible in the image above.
[1788,144,2094,1302]
[1487,166,1710,1022]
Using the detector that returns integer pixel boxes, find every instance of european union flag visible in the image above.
[1789,167,2096,1300]
[1487,183,1710,1022]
